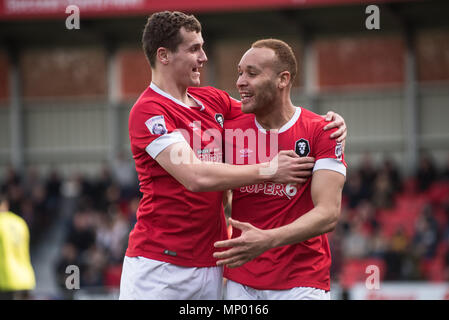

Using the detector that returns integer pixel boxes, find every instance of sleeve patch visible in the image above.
[145,115,167,135]
[335,143,343,161]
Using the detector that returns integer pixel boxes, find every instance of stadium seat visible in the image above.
[419,242,448,282]
[420,258,446,282]
[427,181,449,205]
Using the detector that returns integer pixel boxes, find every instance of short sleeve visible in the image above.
[312,122,347,177]
[209,87,243,121]
[129,102,185,159]
[224,95,244,121]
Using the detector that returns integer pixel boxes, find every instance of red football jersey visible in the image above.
[126,83,241,267]
[223,107,347,291]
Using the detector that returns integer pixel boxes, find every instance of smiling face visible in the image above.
[236,47,280,115]
[168,27,207,88]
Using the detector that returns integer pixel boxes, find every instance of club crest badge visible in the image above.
[215,113,224,127]
[295,138,310,157]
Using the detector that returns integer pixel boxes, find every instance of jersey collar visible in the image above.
[150,82,205,111]
[254,107,302,134]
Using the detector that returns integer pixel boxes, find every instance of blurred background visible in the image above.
[0,0,449,300]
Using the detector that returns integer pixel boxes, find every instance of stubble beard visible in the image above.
[243,79,278,116]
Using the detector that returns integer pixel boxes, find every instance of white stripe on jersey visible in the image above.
[313,158,346,177]
[254,107,302,134]
[145,131,185,159]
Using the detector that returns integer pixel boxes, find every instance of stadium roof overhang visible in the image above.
[0,0,411,20]
[0,0,447,48]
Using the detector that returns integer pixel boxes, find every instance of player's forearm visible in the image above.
[267,204,340,249]
[156,141,273,192]
[157,142,309,192]
[188,162,269,192]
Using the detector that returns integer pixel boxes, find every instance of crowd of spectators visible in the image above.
[0,166,63,248]
[53,160,140,298]
[0,157,140,299]
[331,152,449,288]
[2,151,449,298]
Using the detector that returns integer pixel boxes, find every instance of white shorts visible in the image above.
[225,279,330,300]
[119,256,223,300]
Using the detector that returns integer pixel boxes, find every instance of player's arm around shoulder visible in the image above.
[154,141,313,192]
[322,111,347,145]
[154,140,242,192]
[154,140,204,192]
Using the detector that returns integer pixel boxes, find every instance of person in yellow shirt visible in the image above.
[0,192,36,299]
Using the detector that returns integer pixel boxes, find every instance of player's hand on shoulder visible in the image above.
[322,111,347,148]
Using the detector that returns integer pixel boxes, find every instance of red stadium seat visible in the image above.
[402,177,418,195]
[433,208,448,232]
[377,208,416,239]
[420,258,446,282]
[427,181,449,205]
[376,192,431,239]
[419,242,448,282]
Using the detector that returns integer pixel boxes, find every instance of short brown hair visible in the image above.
[251,39,298,85]
[142,11,202,68]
